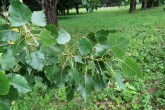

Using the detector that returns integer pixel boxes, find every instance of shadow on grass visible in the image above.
[58,13,87,20]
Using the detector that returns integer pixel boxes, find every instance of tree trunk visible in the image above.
[75,3,79,14]
[129,0,136,13]
[153,0,159,7]
[43,0,58,27]
[67,7,69,14]
[147,0,153,8]
[141,0,147,10]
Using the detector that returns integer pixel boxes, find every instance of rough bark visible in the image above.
[129,0,136,13]
[43,0,58,27]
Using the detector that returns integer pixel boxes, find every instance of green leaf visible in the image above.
[0,101,10,110]
[57,29,71,44]
[78,38,93,56]
[39,29,56,46]
[44,65,61,83]
[66,86,75,101]
[74,55,83,64]
[0,70,10,95]
[30,29,40,35]
[115,73,125,89]
[44,57,58,66]
[1,85,19,101]
[0,16,8,24]
[121,58,143,78]
[25,51,45,71]
[77,76,94,101]
[86,32,96,43]
[93,73,108,92]
[0,51,16,70]
[68,68,81,85]
[125,82,136,91]
[40,45,62,66]
[107,33,129,58]
[0,24,9,30]
[9,36,25,57]
[94,44,109,56]
[46,24,58,35]
[44,64,66,88]
[0,29,21,42]
[95,29,110,44]
[31,11,46,27]
[0,46,6,54]
[40,45,63,57]
[8,1,32,26]
[123,89,138,95]
[94,81,105,92]
[10,74,31,94]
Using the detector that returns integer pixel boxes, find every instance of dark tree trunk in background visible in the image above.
[147,0,153,8]
[0,0,2,7]
[67,7,69,14]
[129,0,136,13]
[141,0,147,10]
[153,0,160,7]
[43,0,58,27]
[75,3,79,14]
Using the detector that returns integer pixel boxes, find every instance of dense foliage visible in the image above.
[0,1,144,109]
[82,0,100,12]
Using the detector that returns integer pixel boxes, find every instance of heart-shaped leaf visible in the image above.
[94,44,109,56]
[39,29,56,46]
[0,51,16,70]
[57,29,71,44]
[31,11,46,27]
[10,74,31,94]
[107,33,129,58]
[44,65,61,83]
[8,1,32,26]
[78,38,93,56]
[122,58,143,78]
[25,51,45,71]
[68,68,81,85]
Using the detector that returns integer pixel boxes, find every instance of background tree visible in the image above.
[100,0,121,7]
[129,0,137,13]
[42,0,58,26]
[153,0,160,7]
[57,0,81,14]
[82,0,100,12]
[23,0,42,11]
[141,0,148,10]
[147,0,154,8]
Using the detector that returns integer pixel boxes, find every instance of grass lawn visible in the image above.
[12,5,165,110]
[59,5,165,39]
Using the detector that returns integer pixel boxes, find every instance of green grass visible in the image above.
[59,5,165,39]
[12,5,165,110]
